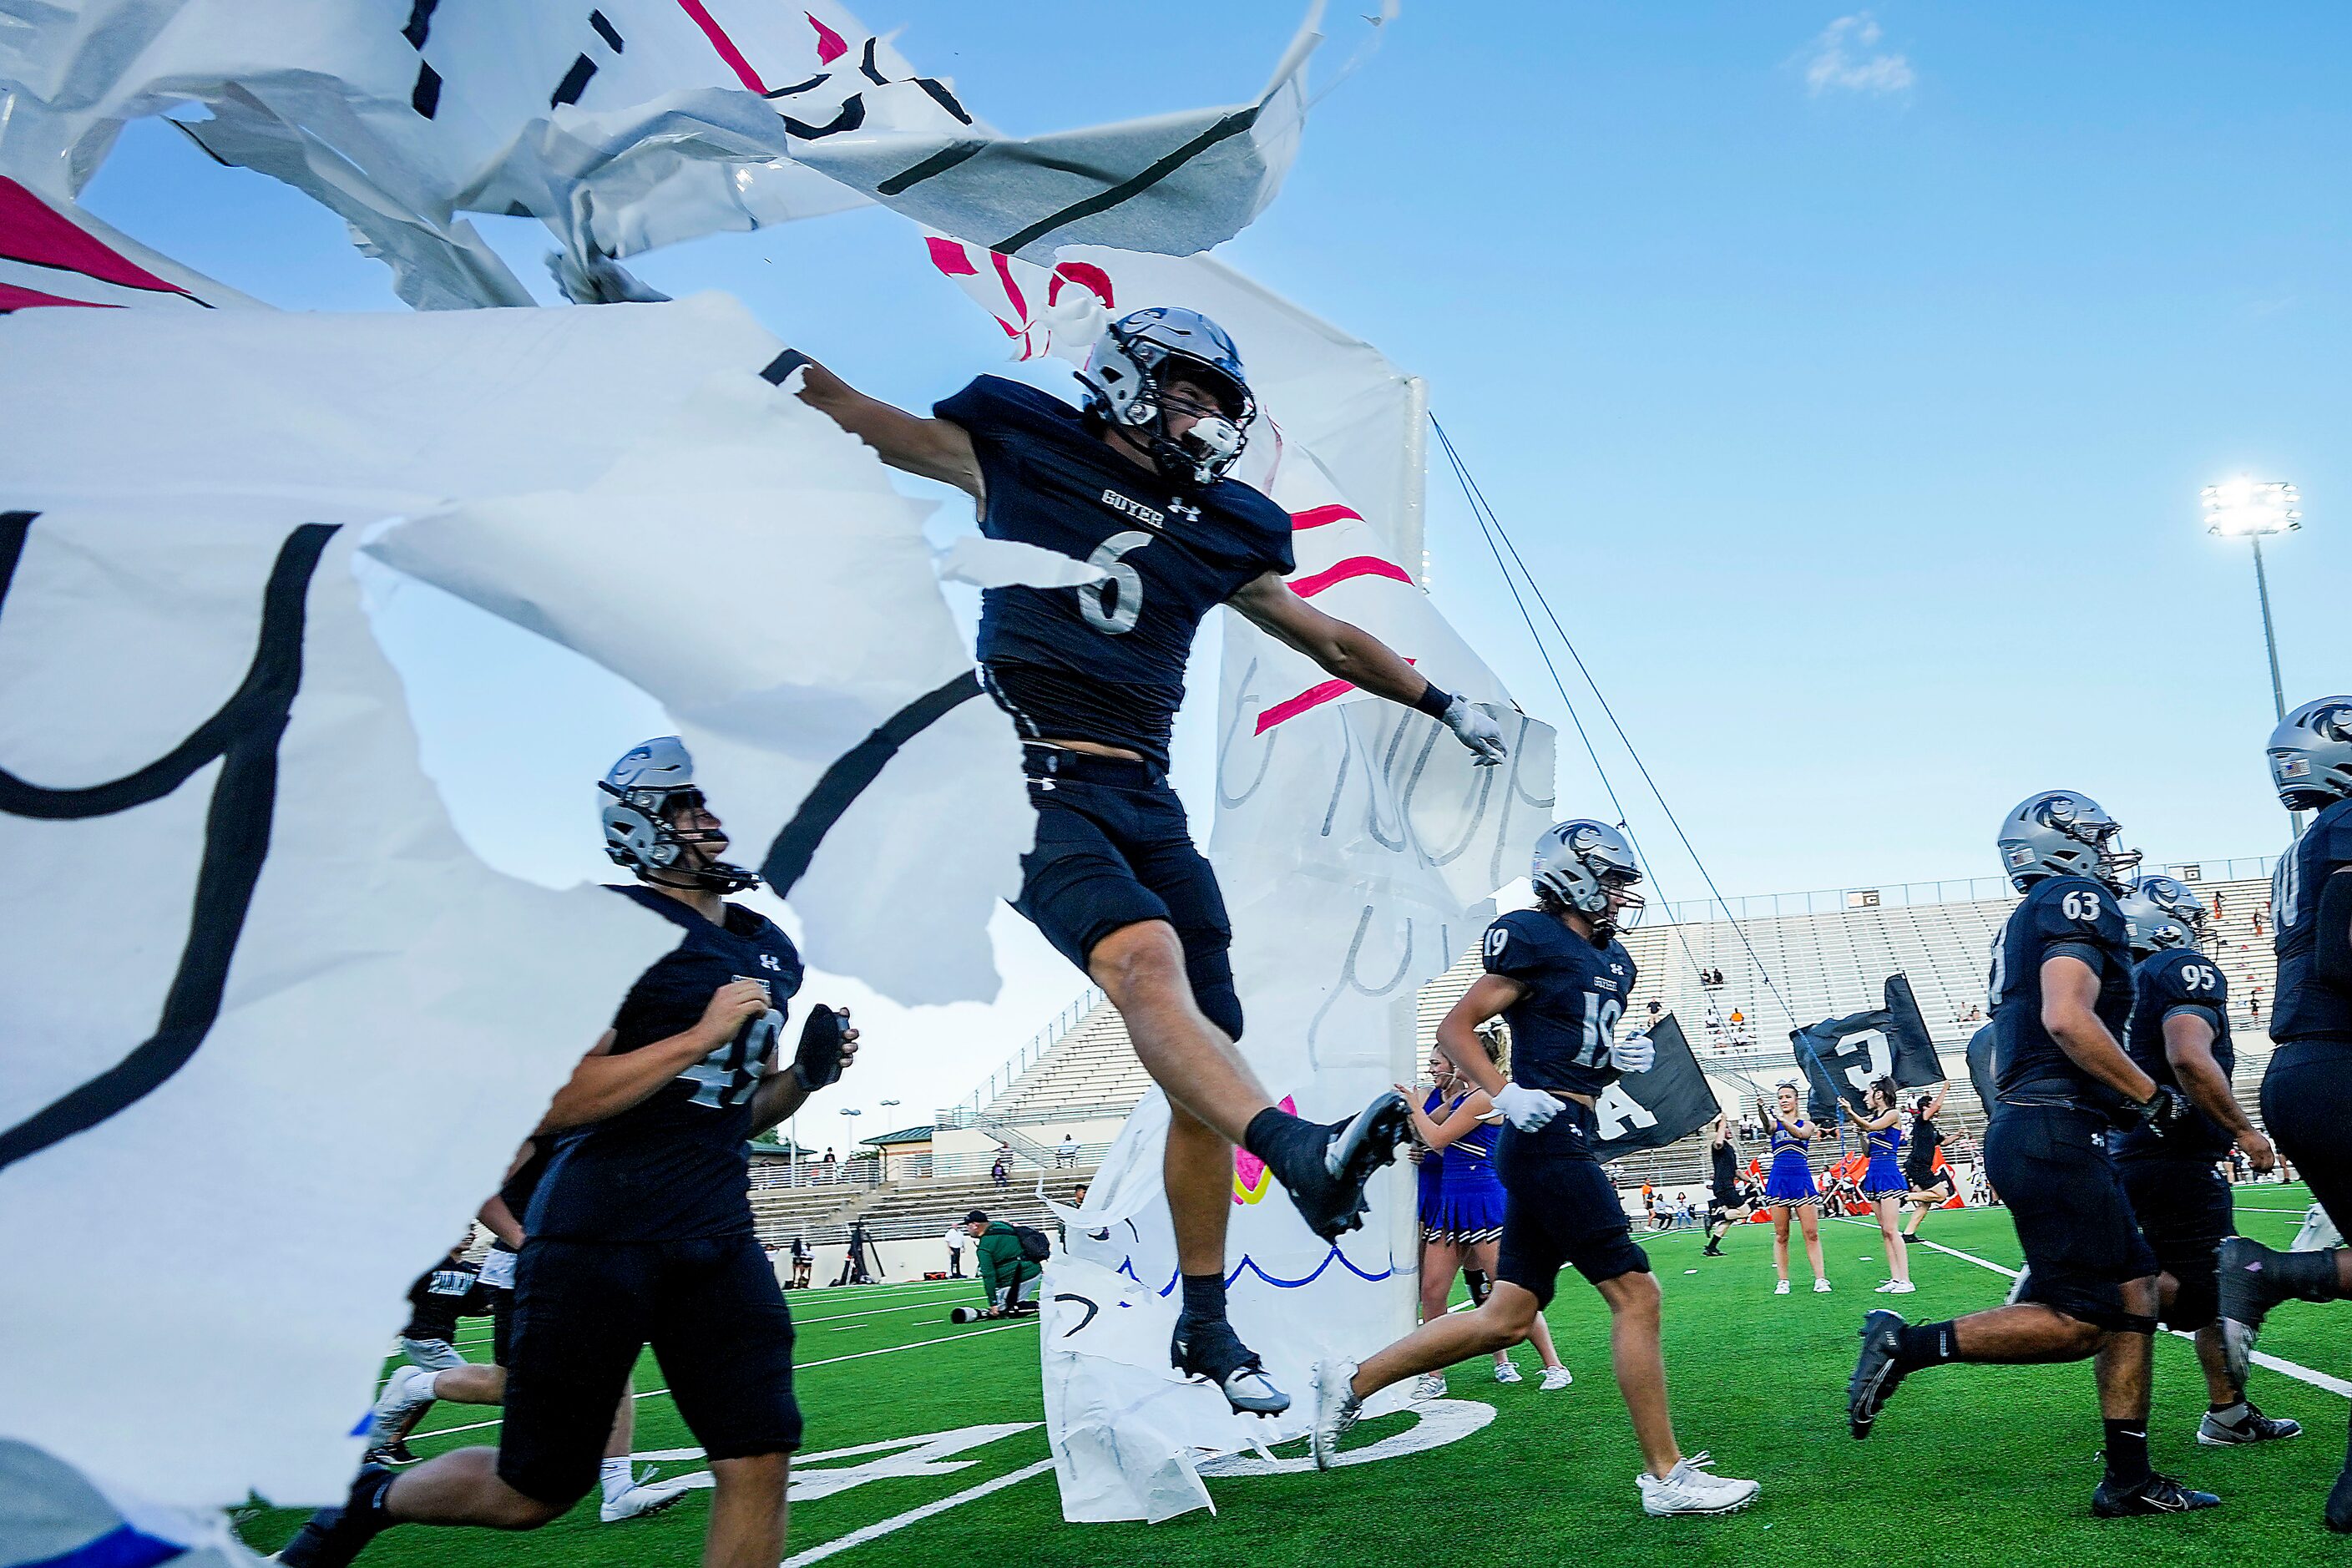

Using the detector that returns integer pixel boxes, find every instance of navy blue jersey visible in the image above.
[2272,796,2352,1041]
[1480,907,1637,1120]
[399,1254,479,1342]
[936,376,1295,771]
[488,1136,551,1262]
[2115,947,2233,1160]
[529,887,804,1243]
[1989,875,2135,1115]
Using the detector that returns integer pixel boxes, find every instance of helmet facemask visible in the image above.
[1085,314,1258,488]
[599,781,760,895]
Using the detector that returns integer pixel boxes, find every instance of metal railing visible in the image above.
[748,1157,883,1191]
[933,985,1104,1127]
[873,1144,1109,1182]
[1653,854,2276,927]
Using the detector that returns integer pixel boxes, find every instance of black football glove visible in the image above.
[792,1004,847,1091]
[2134,1084,2189,1136]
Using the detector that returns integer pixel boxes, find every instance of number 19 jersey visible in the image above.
[1988,875,2134,1115]
[1481,907,1637,1113]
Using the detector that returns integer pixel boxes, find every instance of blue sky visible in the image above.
[75,2,2351,1124]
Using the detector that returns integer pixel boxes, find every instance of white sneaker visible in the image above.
[1873,1279,1895,1292]
[1884,1279,1915,1294]
[1540,1366,1575,1391]
[1310,1358,1362,1471]
[1409,1372,1448,1403]
[1774,1279,1791,1295]
[1493,1358,1522,1384]
[1636,1454,1761,1517]
[367,1364,437,1444]
[600,1471,693,1524]
[1813,1277,1833,1293]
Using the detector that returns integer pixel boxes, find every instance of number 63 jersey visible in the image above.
[1987,875,2135,1117]
[1481,908,1636,1113]
[935,376,1294,773]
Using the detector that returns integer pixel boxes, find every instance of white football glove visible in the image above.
[1439,695,1508,766]
[1610,1031,1656,1074]
[1493,1081,1565,1132]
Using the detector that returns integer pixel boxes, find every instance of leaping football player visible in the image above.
[792,307,1509,1415]
[2218,698,2352,1531]
[1309,822,1761,1518]
[1848,791,2219,1517]
[2107,875,2299,1448]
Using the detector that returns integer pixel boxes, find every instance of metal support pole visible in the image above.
[2251,534,2287,722]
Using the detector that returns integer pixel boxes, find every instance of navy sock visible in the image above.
[2269,1245,2347,1302]
[1180,1272,1227,1321]
[2103,1419,2152,1485]
[1893,1321,1956,1371]
[1242,1107,1307,1168]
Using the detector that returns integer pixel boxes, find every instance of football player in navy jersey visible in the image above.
[2107,876,2300,1449]
[792,307,1507,1414]
[2218,697,2352,1530]
[276,740,860,1568]
[1308,822,1760,1517]
[1849,791,2218,1517]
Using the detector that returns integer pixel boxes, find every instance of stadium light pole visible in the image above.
[2201,478,2301,721]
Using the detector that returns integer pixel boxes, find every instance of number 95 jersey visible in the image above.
[1481,908,1637,1103]
[1988,875,2133,1115]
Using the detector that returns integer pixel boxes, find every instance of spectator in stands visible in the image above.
[1057,1132,1080,1169]
[965,1209,1042,1317]
[991,1146,1010,1187]
[821,1147,837,1183]
[2253,911,2265,937]
[944,1222,967,1278]
[2213,890,2225,918]
[1646,999,1663,1024]
[1074,1181,1090,1208]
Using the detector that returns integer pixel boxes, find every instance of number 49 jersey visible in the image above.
[528,884,805,1244]
[1481,908,1637,1104]
[1988,874,2134,1115]
[936,376,1294,772]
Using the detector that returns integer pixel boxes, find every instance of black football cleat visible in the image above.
[274,1466,395,1567]
[1847,1308,1909,1439]
[2327,1467,2352,1534]
[1172,1313,1291,1416]
[1276,1091,1413,1242]
[2091,1472,2221,1517]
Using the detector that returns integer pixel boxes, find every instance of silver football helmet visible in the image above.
[1995,790,2140,893]
[1530,819,1645,946]
[2268,695,2352,810]
[1080,306,1257,486]
[598,736,758,893]
[2118,874,2205,955]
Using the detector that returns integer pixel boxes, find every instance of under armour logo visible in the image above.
[759,954,783,972]
[1169,499,1201,524]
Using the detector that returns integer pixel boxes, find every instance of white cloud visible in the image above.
[1803,13,1914,97]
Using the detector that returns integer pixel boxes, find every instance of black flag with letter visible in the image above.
[1789,974,1946,1120]
[1591,1014,1721,1156]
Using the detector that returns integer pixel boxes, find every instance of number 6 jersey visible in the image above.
[935,376,1294,773]
[1480,907,1637,1114]
[1987,875,2133,1115]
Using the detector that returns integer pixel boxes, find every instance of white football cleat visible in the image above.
[1540,1365,1575,1391]
[1637,1453,1761,1517]
[1409,1373,1448,1403]
[600,1471,693,1524]
[1774,1279,1791,1296]
[1493,1358,1522,1384]
[1813,1277,1834,1293]
[1310,1358,1362,1471]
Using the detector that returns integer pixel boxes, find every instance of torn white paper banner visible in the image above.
[0,173,259,312]
[367,367,1034,1004]
[0,0,1342,306]
[0,502,674,1507]
[0,1440,263,1565]
[928,243,1555,1517]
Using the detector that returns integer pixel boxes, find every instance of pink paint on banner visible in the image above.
[806,10,848,63]
[1287,503,1363,532]
[0,280,119,312]
[989,251,1027,321]
[675,0,766,92]
[926,236,979,276]
[1048,261,1115,308]
[1231,1095,1297,1202]
[0,178,190,296]
[1252,659,1415,736]
[1290,554,1414,599]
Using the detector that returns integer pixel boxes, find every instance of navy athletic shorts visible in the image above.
[2262,1037,2352,1230]
[499,1235,800,1509]
[2116,1151,2233,1330]
[1014,748,1240,1037]
[1983,1104,2159,1332]
[1492,1102,1651,1308]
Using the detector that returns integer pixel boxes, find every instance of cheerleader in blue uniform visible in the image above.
[1408,1036,1572,1398]
[1852,1078,1916,1294]
[1758,1081,1831,1294]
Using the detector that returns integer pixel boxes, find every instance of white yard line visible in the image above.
[1836,1217,2352,1399]
[781,1459,1056,1567]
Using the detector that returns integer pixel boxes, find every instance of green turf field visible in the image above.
[239,1185,2347,1566]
